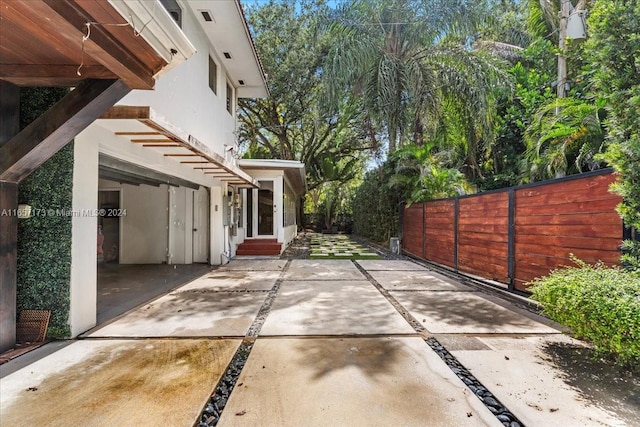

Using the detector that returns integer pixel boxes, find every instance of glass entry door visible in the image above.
[257,180,274,236]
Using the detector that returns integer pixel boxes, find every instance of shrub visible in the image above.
[587,0,640,270]
[352,165,400,244]
[529,258,640,366]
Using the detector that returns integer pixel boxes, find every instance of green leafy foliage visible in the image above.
[325,0,509,153]
[17,87,72,338]
[587,0,640,270]
[238,0,371,190]
[352,164,400,243]
[530,258,640,366]
[476,39,556,189]
[521,96,606,182]
[390,143,472,204]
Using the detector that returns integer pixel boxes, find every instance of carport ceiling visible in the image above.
[99,154,200,189]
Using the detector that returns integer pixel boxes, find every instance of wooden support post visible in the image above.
[0,182,18,352]
[0,82,20,143]
[0,81,20,352]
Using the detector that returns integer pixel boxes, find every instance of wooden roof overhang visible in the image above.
[0,0,174,89]
[98,106,260,188]
[0,0,195,183]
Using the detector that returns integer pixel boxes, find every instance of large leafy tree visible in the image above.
[587,0,640,270]
[238,0,372,190]
[324,0,508,154]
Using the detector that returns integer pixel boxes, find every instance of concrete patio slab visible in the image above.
[453,335,628,426]
[369,270,467,291]
[260,281,415,335]
[221,259,288,271]
[218,337,502,427]
[390,291,559,334]
[178,271,279,292]
[88,291,267,337]
[283,260,365,281]
[0,339,239,427]
[356,259,428,271]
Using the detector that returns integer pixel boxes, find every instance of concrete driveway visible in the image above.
[0,259,634,426]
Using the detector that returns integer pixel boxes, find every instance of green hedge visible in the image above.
[352,165,401,244]
[530,258,640,366]
[17,87,73,338]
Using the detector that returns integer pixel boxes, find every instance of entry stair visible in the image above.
[236,238,282,256]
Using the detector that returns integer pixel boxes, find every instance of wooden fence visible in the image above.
[402,170,623,293]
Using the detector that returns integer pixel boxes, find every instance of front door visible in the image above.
[192,187,209,263]
[257,180,274,236]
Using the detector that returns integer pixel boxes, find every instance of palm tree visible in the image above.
[520,97,606,182]
[323,0,509,153]
[390,143,472,205]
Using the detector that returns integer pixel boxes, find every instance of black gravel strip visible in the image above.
[426,337,525,427]
[246,260,291,337]
[195,340,253,427]
[353,261,525,427]
[195,261,291,426]
[352,261,426,332]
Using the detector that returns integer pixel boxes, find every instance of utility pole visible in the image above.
[557,0,571,99]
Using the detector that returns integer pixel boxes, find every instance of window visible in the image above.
[160,0,182,27]
[209,57,217,94]
[226,82,234,114]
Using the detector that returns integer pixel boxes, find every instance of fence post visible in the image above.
[398,201,404,242]
[454,198,459,272]
[422,202,426,260]
[507,189,515,290]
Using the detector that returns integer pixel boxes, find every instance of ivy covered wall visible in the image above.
[17,87,73,338]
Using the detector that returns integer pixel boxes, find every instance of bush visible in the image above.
[587,0,640,270]
[530,258,640,366]
[352,165,400,244]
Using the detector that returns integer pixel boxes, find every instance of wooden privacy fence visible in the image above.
[402,170,623,293]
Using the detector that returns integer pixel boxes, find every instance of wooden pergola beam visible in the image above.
[0,64,115,82]
[0,79,131,183]
[40,0,156,89]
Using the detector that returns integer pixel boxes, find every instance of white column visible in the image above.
[275,177,284,243]
[210,185,224,264]
[69,139,99,336]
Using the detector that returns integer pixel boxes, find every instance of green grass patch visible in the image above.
[310,254,381,260]
[529,257,640,367]
[308,234,381,259]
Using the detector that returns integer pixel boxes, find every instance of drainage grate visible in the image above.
[353,261,525,427]
[195,261,291,427]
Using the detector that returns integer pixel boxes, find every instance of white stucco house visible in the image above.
[68,0,305,336]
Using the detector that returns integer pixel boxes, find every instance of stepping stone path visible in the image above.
[309,234,381,260]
